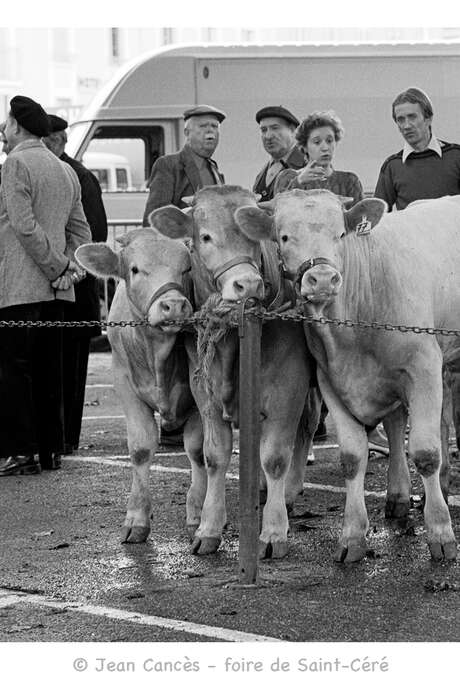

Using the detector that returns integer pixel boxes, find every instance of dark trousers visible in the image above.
[62,322,91,451]
[0,301,65,458]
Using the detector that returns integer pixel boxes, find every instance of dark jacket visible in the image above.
[143,144,225,225]
[60,152,108,328]
[253,145,305,201]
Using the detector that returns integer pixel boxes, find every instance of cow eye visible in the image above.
[131,266,139,275]
[200,233,212,243]
[280,234,289,243]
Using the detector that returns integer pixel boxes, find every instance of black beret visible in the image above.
[183,104,226,123]
[47,114,68,133]
[255,106,299,128]
[10,95,50,137]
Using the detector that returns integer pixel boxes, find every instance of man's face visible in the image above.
[185,115,220,157]
[43,130,67,157]
[0,121,9,156]
[4,115,19,151]
[259,117,295,160]
[394,102,432,151]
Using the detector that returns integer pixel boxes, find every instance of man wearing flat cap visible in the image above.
[142,103,226,226]
[253,105,305,201]
[0,95,91,476]
[43,114,108,456]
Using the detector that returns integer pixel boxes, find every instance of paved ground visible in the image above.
[1,353,459,657]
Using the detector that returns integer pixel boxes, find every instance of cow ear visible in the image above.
[234,205,275,242]
[344,198,387,234]
[75,243,120,278]
[149,205,193,239]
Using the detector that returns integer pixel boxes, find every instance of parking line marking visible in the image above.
[86,384,114,389]
[64,455,460,506]
[0,589,278,642]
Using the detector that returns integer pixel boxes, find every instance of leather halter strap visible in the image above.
[127,278,189,321]
[294,256,338,289]
[212,255,259,286]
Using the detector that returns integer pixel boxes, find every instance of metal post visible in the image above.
[238,303,262,584]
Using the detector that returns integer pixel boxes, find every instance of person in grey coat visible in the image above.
[0,95,91,476]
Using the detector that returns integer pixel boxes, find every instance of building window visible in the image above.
[162,28,174,45]
[111,28,120,59]
[53,29,71,62]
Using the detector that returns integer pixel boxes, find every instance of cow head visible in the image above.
[235,189,386,309]
[75,228,192,332]
[151,186,265,303]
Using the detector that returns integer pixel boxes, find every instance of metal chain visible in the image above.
[0,304,459,337]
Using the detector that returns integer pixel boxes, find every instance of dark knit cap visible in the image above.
[10,95,50,137]
[47,114,68,133]
[255,105,299,127]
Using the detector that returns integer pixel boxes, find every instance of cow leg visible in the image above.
[318,369,369,563]
[407,357,456,561]
[258,427,295,559]
[452,372,460,452]
[190,412,232,555]
[285,387,321,512]
[183,410,206,539]
[383,406,411,521]
[440,369,453,501]
[118,379,158,544]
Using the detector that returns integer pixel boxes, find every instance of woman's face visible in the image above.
[304,125,337,166]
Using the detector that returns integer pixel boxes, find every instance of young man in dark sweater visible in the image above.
[375,87,460,210]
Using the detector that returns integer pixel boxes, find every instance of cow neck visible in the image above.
[260,239,296,311]
[303,233,376,362]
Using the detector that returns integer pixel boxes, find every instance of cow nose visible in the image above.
[158,296,191,318]
[303,265,342,294]
[232,275,264,299]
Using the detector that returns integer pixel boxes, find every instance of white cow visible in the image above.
[235,190,459,562]
[76,228,203,543]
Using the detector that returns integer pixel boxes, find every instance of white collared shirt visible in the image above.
[402,135,444,163]
[265,144,297,185]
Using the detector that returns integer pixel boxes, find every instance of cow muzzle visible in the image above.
[213,255,265,302]
[150,292,193,331]
[296,259,342,303]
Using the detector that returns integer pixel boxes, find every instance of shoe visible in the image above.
[0,455,41,476]
[39,453,62,470]
[367,424,389,456]
[313,421,328,442]
[159,430,184,448]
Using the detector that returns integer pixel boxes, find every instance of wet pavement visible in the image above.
[0,353,459,645]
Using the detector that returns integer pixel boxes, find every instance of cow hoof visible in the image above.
[121,525,150,543]
[259,539,288,559]
[429,540,458,561]
[191,536,221,555]
[186,523,199,541]
[286,502,294,517]
[385,497,410,520]
[259,488,267,506]
[333,540,367,564]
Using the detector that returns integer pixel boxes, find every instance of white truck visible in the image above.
[66,41,460,221]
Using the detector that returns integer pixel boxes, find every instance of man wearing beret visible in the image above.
[142,104,226,226]
[0,95,91,476]
[253,105,305,201]
[43,114,108,456]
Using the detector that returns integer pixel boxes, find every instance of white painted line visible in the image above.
[0,589,278,643]
[65,454,460,506]
[85,384,114,389]
[82,415,125,420]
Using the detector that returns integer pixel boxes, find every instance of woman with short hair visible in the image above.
[275,110,363,205]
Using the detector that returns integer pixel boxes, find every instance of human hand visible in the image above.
[51,260,86,290]
[297,160,330,185]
